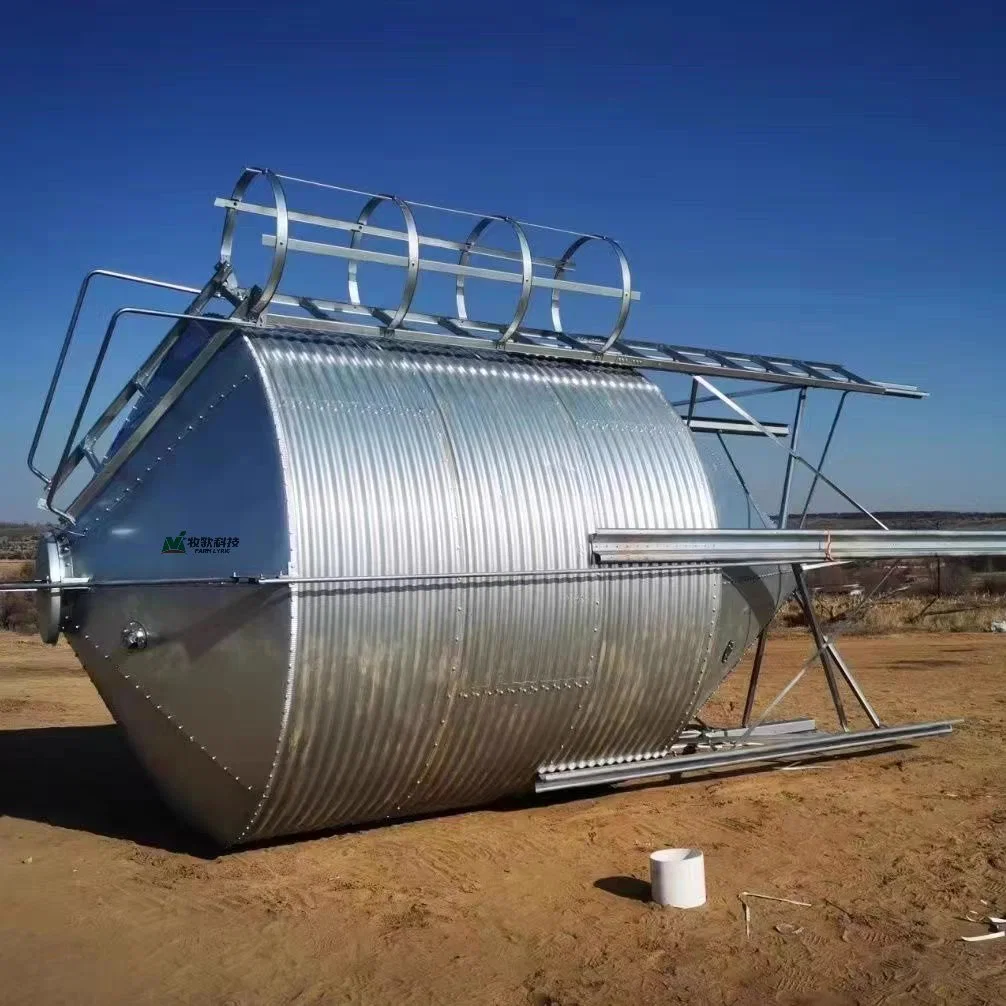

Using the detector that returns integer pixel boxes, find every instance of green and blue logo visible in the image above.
[161,530,187,554]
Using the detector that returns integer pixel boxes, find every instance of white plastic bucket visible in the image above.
[649,848,706,908]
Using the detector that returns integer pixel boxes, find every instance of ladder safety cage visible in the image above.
[31,166,928,524]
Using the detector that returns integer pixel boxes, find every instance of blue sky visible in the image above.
[1,1,1004,520]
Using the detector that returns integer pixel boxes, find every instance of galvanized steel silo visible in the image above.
[55,324,779,844]
[27,169,792,844]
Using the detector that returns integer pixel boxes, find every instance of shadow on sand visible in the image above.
[0,722,918,857]
[594,875,652,902]
[0,723,214,857]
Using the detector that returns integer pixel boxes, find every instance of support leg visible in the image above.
[825,641,882,728]
[792,565,849,731]
[741,623,771,727]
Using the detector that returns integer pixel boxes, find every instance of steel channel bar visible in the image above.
[672,384,794,408]
[0,560,814,594]
[590,529,1006,564]
[49,307,255,504]
[263,234,641,301]
[534,721,956,792]
[678,718,817,741]
[257,311,922,396]
[63,303,257,520]
[686,417,790,437]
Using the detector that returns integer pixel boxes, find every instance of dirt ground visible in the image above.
[2,631,1006,1005]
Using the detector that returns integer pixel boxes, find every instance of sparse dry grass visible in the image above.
[779,591,1006,634]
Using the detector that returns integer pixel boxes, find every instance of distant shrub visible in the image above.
[778,590,1006,634]
[0,561,37,634]
[976,574,1006,597]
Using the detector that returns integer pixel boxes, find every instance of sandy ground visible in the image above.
[1,631,1006,1005]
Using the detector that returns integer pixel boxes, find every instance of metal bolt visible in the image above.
[121,620,148,651]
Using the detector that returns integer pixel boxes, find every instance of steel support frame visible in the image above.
[696,376,886,736]
[742,385,808,724]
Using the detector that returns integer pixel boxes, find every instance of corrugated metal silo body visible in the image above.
[65,326,783,845]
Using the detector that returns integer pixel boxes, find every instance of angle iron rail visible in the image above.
[777,387,808,530]
[0,560,826,595]
[799,391,849,527]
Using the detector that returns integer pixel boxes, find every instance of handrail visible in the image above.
[49,264,234,501]
[28,270,205,487]
[45,304,260,522]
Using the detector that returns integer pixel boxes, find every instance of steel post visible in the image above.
[741,624,772,727]
[799,391,847,527]
[777,387,807,529]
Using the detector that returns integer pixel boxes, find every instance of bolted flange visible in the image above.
[35,531,71,645]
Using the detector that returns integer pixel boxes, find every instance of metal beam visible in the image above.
[825,641,882,728]
[799,391,848,527]
[685,415,790,438]
[678,718,817,742]
[590,528,1006,565]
